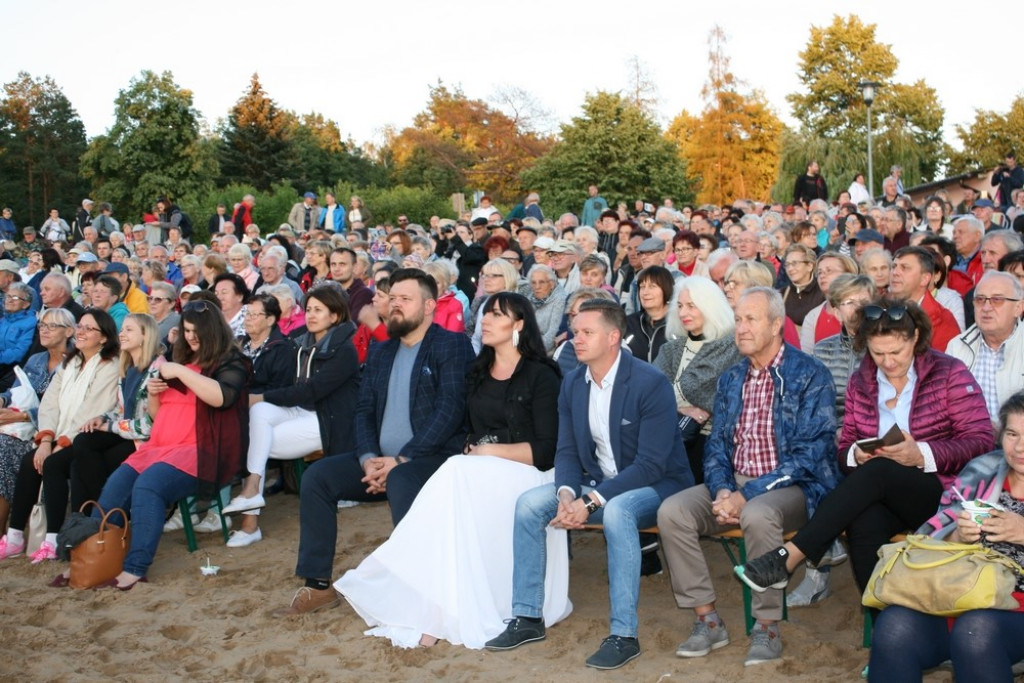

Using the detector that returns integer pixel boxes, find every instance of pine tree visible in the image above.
[218,74,294,191]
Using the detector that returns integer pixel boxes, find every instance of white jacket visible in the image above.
[945,321,1024,412]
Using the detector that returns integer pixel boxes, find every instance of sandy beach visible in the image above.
[0,493,964,682]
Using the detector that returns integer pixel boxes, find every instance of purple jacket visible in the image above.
[838,349,994,489]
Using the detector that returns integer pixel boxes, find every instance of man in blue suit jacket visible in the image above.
[485,299,693,670]
[274,268,475,618]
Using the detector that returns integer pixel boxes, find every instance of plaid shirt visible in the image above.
[733,345,784,477]
[974,339,1005,419]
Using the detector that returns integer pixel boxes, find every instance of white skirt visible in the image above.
[334,454,572,649]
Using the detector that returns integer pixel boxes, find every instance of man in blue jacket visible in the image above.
[657,286,838,667]
[485,299,693,670]
[274,268,474,618]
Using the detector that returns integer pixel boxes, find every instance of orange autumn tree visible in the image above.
[389,82,553,204]
[667,26,782,205]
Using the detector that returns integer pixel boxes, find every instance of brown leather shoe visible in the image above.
[273,586,341,617]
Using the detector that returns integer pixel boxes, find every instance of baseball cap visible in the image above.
[849,229,885,245]
[972,199,996,209]
[23,226,36,235]
[104,262,129,274]
[180,284,202,295]
[471,217,488,228]
[0,259,20,274]
[533,236,555,251]
[546,239,577,254]
[303,192,317,200]
[76,252,99,263]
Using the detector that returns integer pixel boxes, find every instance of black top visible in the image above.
[465,357,561,471]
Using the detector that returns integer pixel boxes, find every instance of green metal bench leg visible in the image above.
[716,536,788,635]
[215,485,230,544]
[862,608,873,648]
[179,498,198,553]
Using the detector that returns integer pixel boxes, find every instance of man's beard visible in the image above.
[387,310,423,339]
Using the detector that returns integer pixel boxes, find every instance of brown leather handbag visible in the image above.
[69,501,131,590]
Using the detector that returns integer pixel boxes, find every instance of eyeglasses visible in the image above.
[501,256,521,263]
[862,304,908,322]
[147,296,171,303]
[37,322,69,331]
[6,295,30,302]
[481,272,503,279]
[784,260,813,268]
[75,324,101,333]
[183,300,214,314]
[722,279,739,290]
[674,247,695,254]
[973,295,1022,308]
[244,310,268,318]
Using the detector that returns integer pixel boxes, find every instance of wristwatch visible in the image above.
[583,496,600,515]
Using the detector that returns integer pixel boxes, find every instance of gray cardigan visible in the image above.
[654,335,742,412]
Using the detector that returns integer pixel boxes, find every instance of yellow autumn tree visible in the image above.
[667,26,782,205]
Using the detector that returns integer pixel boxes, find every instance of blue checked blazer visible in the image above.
[356,323,474,462]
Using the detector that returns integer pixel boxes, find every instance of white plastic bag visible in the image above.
[0,366,40,441]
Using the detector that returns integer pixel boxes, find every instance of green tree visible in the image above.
[288,112,387,194]
[667,27,782,205]
[949,95,1024,173]
[80,70,215,220]
[776,14,946,198]
[218,73,293,191]
[522,91,692,217]
[0,72,88,228]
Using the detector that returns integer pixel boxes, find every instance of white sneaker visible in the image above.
[222,494,266,515]
[194,510,231,533]
[226,528,262,548]
[336,500,362,509]
[163,509,200,533]
[813,538,848,568]
[786,566,832,607]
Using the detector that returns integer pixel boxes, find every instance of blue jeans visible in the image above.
[868,606,1024,683]
[96,463,197,577]
[511,483,661,638]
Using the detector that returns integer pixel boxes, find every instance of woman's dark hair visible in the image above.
[997,391,1024,442]
[636,265,675,311]
[790,221,815,243]
[851,296,932,356]
[66,308,120,367]
[40,248,62,271]
[266,234,296,262]
[998,249,1024,272]
[249,293,282,325]
[304,285,350,323]
[213,272,249,301]
[467,292,560,389]
[672,230,700,250]
[173,299,237,369]
[79,270,99,284]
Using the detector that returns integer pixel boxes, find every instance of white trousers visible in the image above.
[246,403,322,492]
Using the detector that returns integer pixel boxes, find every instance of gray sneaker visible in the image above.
[676,616,730,658]
[786,566,831,607]
[744,623,782,666]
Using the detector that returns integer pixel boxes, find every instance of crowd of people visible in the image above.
[0,170,1023,677]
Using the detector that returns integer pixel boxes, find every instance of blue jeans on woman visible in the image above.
[96,463,197,577]
[511,483,661,638]
[868,605,1024,683]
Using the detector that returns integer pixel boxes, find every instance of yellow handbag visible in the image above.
[862,534,1022,616]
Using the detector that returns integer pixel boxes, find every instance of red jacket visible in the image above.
[920,290,959,352]
[839,349,993,489]
[433,292,466,334]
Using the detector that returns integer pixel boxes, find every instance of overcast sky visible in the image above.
[4,1,1020,152]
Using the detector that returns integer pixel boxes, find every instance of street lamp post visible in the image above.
[859,81,881,200]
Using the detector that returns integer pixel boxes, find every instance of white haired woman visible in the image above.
[654,277,741,483]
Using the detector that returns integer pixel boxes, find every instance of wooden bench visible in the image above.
[290,450,325,494]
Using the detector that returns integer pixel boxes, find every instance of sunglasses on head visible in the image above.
[183,300,214,314]
[862,304,907,322]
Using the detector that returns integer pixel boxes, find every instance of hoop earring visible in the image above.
[512,329,520,348]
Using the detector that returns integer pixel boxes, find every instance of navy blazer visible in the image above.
[555,349,693,501]
[356,323,474,462]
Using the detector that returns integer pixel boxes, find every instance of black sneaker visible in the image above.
[585,635,641,670]
[484,617,546,651]
[640,536,662,576]
[735,547,791,592]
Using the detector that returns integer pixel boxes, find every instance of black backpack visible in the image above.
[177,210,193,239]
